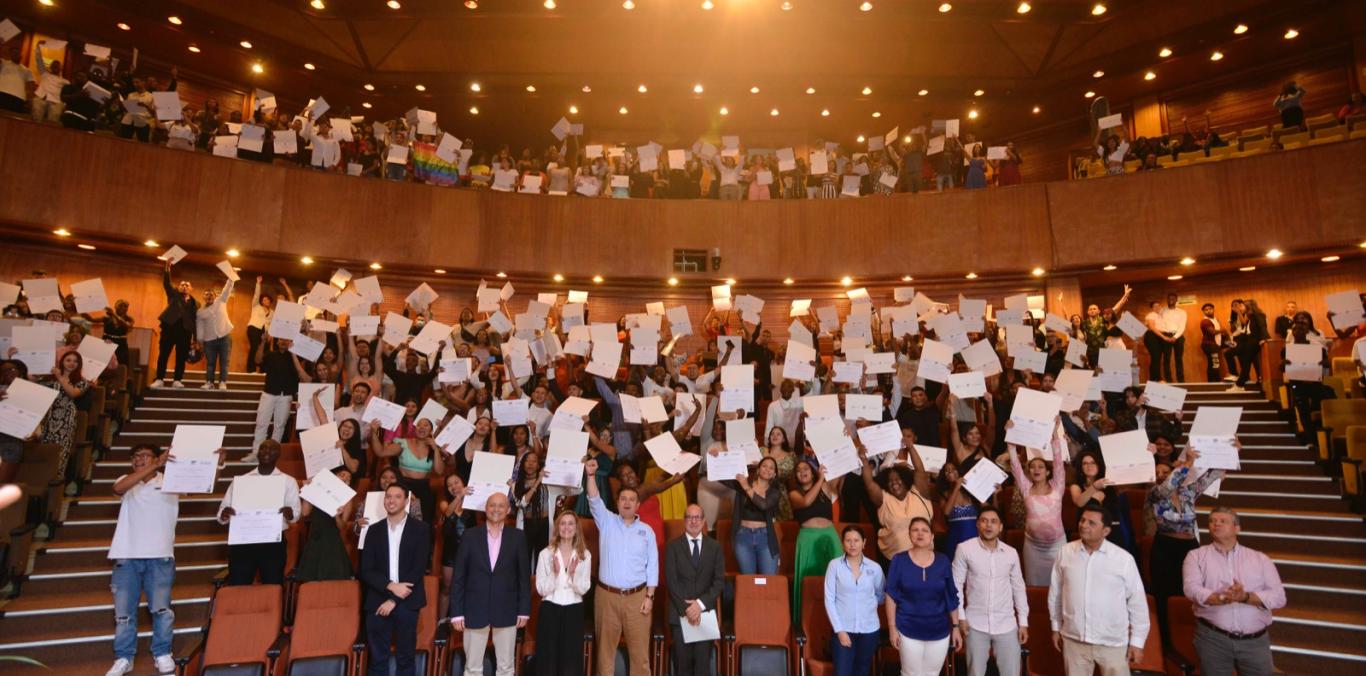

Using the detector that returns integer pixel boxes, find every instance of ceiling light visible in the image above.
[1031,267,1046,277]
[240,40,253,49]
[618,106,628,114]
[806,87,816,94]
[623,1,634,8]
[167,16,182,25]
[938,2,951,13]
[781,2,793,10]
[1360,241,1366,248]
[187,45,201,53]
[973,89,984,96]
[694,83,704,93]
[38,0,54,6]
[544,0,557,8]
[568,105,578,114]
[1322,255,1340,262]
[387,1,401,9]
[782,277,795,285]
[143,239,159,248]
[821,109,830,116]
[719,106,729,115]
[724,278,737,286]
[592,275,604,283]
[638,84,648,93]
[1167,275,1183,280]
[552,273,564,282]
[1239,266,1256,271]
[702,1,714,9]
[667,277,679,286]
[526,85,536,92]
[770,108,780,116]
[918,89,929,96]
[117,22,131,30]
[311,0,326,8]
[1093,70,1105,78]
[251,63,264,74]
[362,102,372,109]
[1016,2,1031,14]
[1084,91,1095,98]
[1265,248,1283,259]
[856,135,866,142]
[582,85,591,92]
[414,84,426,91]
[1159,46,1172,57]
[78,244,96,251]
[861,2,874,12]
[469,106,479,114]
[1091,3,1106,16]
[53,228,71,237]
[901,275,913,282]
[965,272,978,280]
[1032,105,1041,114]
[1180,256,1195,265]
[903,135,911,143]
[364,83,375,91]
[495,272,507,278]
[300,256,314,265]
[1210,50,1224,61]
[967,109,979,119]
[1233,24,1248,35]
[1284,28,1298,39]
[750,86,760,94]
[872,111,881,118]
[861,86,872,95]
[840,276,853,286]
[226,249,240,258]
[304,63,316,70]
[435,268,447,274]
[369,262,382,270]
[1102,264,1117,271]
[469,82,480,92]
[1144,71,1156,80]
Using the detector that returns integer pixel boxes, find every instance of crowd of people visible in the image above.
[7,253,1363,676]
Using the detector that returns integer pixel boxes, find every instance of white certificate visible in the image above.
[913,445,948,474]
[718,387,753,415]
[435,415,476,451]
[290,334,325,362]
[725,418,762,464]
[1054,369,1094,412]
[1326,290,1364,331]
[948,371,986,399]
[707,446,749,482]
[301,422,343,478]
[814,440,862,480]
[296,383,336,430]
[919,339,954,383]
[1006,388,1062,449]
[361,397,406,431]
[492,398,530,427]
[416,399,448,429]
[803,395,841,419]
[545,429,588,487]
[229,509,284,545]
[70,278,109,315]
[161,424,224,495]
[12,326,55,374]
[1116,312,1147,340]
[783,341,817,382]
[1189,406,1242,470]
[1142,381,1187,413]
[381,312,414,347]
[639,396,669,424]
[76,335,116,381]
[680,609,722,644]
[439,358,472,384]
[644,432,701,476]
[550,397,598,433]
[833,361,864,385]
[844,394,883,422]
[1100,429,1155,485]
[408,320,451,356]
[1098,347,1132,374]
[356,491,385,549]
[1012,349,1046,373]
[300,469,356,517]
[863,352,896,375]
[1096,370,1132,393]
[466,452,516,512]
[960,340,1000,373]
[857,420,902,456]
[961,459,1008,503]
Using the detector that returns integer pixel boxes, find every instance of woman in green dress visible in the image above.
[788,458,844,623]
[295,467,356,581]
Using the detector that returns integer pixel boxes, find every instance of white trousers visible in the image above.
[252,393,293,449]
[898,635,950,676]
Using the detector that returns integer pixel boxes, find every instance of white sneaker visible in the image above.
[1221,375,1237,382]
[201,382,215,390]
[149,379,163,388]
[105,658,134,676]
[172,381,185,388]
[241,453,259,464]
[218,382,229,391]
[1226,385,1247,393]
[154,653,176,674]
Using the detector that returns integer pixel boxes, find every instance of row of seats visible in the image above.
[1115,114,1366,174]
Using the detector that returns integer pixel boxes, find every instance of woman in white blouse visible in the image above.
[534,510,593,676]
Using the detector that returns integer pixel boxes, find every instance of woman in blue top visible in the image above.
[936,461,978,560]
[823,525,885,676]
[885,516,963,676]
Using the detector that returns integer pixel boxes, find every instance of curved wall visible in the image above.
[0,117,1363,281]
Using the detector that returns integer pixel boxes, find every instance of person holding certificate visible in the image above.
[295,467,356,582]
[372,417,445,520]
[664,504,725,676]
[946,395,996,466]
[216,439,301,585]
[36,349,89,480]
[789,460,843,622]
[1147,447,1230,642]
[720,456,783,575]
[1006,428,1068,586]
[860,447,934,561]
[150,258,199,389]
[583,456,658,676]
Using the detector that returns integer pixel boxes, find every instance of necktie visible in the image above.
[691,538,701,567]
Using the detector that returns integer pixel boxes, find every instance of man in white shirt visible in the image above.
[764,379,803,443]
[29,40,66,122]
[196,279,235,389]
[952,506,1028,676]
[106,442,223,676]
[0,42,35,114]
[1049,503,1149,675]
[1159,293,1189,382]
[335,381,372,424]
[216,440,301,585]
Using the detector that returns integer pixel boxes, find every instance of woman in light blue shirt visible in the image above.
[823,525,885,676]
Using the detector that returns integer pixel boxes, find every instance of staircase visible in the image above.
[0,372,265,674]
[1183,382,1366,675]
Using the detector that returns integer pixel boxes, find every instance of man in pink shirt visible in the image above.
[449,492,529,676]
[951,505,1029,676]
[1182,506,1286,675]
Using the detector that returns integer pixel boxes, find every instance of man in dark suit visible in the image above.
[450,492,529,676]
[151,258,199,388]
[360,484,431,676]
[664,503,725,676]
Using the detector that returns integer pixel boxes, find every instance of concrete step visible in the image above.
[66,496,224,521]
[58,515,225,540]
[1197,507,1366,538]
[0,582,214,644]
[1197,527,1366,560]
[17,562,224,598]
[35,535,228,572]
[1218,474,1340,496]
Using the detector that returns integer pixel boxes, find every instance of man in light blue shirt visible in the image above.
[584,457,657,675]
[824,525,885,676]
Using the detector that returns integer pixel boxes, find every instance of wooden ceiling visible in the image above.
[6,0,1357,148]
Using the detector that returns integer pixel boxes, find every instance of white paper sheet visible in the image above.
[300,469,356,517]
[1116,312,1147,340]
[545,429,588,487]
[361,397,406,431]
[492,398,530,427]
[466,452,515,512]
[644,432,702,476]
[680,609,721,643]
[844,394,883,422]
[857,420,902,456]
[300,423,343,478]
[962,459,1008,503]
[948,371,986,399]
[1006,388,1062,449]
[1099,429,1155,485]
[913,445,948,474]
[435,415,476,452]
[1142,381,1187,413]
[1326,290,1364,331]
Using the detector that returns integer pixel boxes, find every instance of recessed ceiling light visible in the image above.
[1091,3,1106,16]
[637,84,648,93]
[300,256,314,265]
[1084,91,1095,98]
[1093,70,1105,78]
[414,84,426,91]
[821,109,830,116]
[469,106,479,114]
[469,82,480,92]
[701,0,714,9]
[856,135,865,142]
[872,111,881,118]
[1265,248,1283,259]
[918,89,929,96]
[862,2,875,12]
[53,228,71,237]
[362,102,372,109]
[240,40,253,49]
[619,106,628,114]
[622,1,634,9]
[1159,46,1173,57]
[1167,275,1183,280]
[552,273,564,282]
[724,278,737,286]
[806,87,816,94]
[1284,28,1299,39]
[435,268,447,274]
[973,89,985,96]
[369,262,382,270]
[938,2,951,12]
[116,22,131,31]
[781,2,793,10]
[1032,105,1041,114]
[582,85,592,92]
[526,85,536,92]
[226,249,240,258]
[903,135,911,143]
[187,45,201,53]
[568,105,579,114]
[251,63,264,74]
[143,239,159,247]
[770,108,780,116]
[782,277,795,285]
[304,62,316,70]
[1322,255,1340,262]
[840,276,853,286]
[667,277,679,286]
[750,86,760,94]
[1233,23,1248,35]
[1180,256,1196,265]
[78,244,96,250]
[167,16,182,25]
[311,0,326,9]
[1031,267,1046,277]
[965,272,978,280]
[544,0,556,8]
[1239,266,1256,272]
[364,83,375,91]
[861,86,872,95]
[1102,264,1117,271]
[1359,241,1366,248]
[495,272,507,278]
[694,83,704,93]
[1144,71,1156,80]
[719,106,729,115]
[1016,2,1031,14]
[387,0,401,9]
[967,109,979,119]
[1210,50,1224,61]
[592,275,604,283]
[901,275,913,282]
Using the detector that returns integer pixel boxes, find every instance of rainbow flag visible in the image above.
[411,141,460,187]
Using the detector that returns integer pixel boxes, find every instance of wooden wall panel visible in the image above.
[1162,59,1352,135]
[1010,117,1092,184]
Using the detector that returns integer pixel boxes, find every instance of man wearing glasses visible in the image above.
[664,503,725,676]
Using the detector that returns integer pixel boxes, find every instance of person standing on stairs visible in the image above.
[196,276,235,390]
[106,442,226,676]
[247,337,306,463]
[150,258,199,389]
[216,439,301,585]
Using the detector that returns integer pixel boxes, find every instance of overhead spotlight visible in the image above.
[840,276,853,286]
[861,86,872,95]
[1093,70,1106,78]
[1179,256,1196,265]
[251,63,264,74]
[469,106,479,114]
[143,240,159,248]
[770,108,780,116]
[1167,275,1183,280]
[526,85,536,92]
[167,15,182,25]
[918,89,929,96]
[1016,2,1031,14]
[226,249,240,258]
[901,275,913,282]
[821,109,830,116]
[414,83,426,91]
[701,0,713,9]
[1238,266,1256,272]
[903,135,911,143]
[1210,50,1223,61]
[1283,28,1298,39]
[967,109,979,119]
[619,106,628,114]
[861,2,874,12]
[1144,71,1156,80]
[240,40,253,49]
[719,106,729,115]
[622,1,634,8]
[387,0,401,8]
[667,277,679,286]
[782,277,795,285]
[1322,255,1341,262]
[872,111,881,118]
[435,268,448,274]
[1265,248,1283,259]
[1032,105,1041,113]
[582,85,592,92]
[1031,267,1046,277]
[364,83,375,91]
[781,2,793,10]
[965,272,978,280]
[1233,23,1248,35]
[750,86,760,94]
[300,256,314,265]
[544,0,556,8]
[465,1,478,7]
[53,228,71,236]
[362,102,372,108]
[117,22,131,30]
[187,45,201,53]
[724,278,737,286]
[694,83,704,93]
[469,82,480,92]
[1084,91,1095,98]
[973,89,984,96]
[938,2,951,12]
[552,273,565,282]
[592,275,604,283]
[369,262,382,270]
[1091,3,1106,16]
[495,272,507,278]
[311,0,326,8]
[78,244,96,251]
[637,84,648,93]
[1159,46,1172,57]
[856,134,865,142]
[1102,264,1117,271]
[568,105,579,114]
[304,62,316,70]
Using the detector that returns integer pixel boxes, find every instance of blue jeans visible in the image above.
[203,335,231,384]
[937,174,955,191]
[832,631,879,676]
[734,526,778,575]
[385,163,407,181]
[112,558,176,659]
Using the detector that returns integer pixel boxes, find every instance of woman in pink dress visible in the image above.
[1005,423,1067,586]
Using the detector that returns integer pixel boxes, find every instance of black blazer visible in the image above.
[157,268,199,333]
[664,534,725,627]
[449,524,530,629]
[360,517,431,613]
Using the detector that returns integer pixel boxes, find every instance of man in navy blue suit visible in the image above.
[361,483,431,676]
[450,491,530,676]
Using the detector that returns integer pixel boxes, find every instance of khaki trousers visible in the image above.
[594,586,650,676]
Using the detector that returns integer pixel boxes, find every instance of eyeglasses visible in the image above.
[683,515,705,521]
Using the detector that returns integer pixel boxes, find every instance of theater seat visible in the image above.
[1024,586,1062,676]
[175,584,284,676]
[1164,596,1199,675]
[280,580,361,676]
[1131,595,1167,675]
[728,574,791,676]
[796,575,834,676]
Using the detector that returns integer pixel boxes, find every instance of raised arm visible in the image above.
[1111,284,1133,315]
